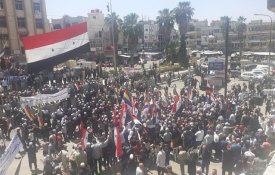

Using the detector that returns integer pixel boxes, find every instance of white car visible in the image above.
[252,70,267,79]
[240,72,255,81]
[252,68,268,75]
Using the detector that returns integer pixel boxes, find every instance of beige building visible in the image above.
[87,9,109,52]
[51,15,87,30]
[0,0,50,55]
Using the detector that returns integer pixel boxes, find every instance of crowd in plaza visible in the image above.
[0,65,275,175]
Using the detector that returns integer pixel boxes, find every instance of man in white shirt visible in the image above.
[136,163,145,175]
[195,126,204,146]
[156,146,166,175]
[202,130,214,146]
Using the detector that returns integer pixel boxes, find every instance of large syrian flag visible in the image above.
[21,22,90,73]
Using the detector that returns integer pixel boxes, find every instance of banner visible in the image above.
[0,133,23,175]
[20,88,69,107]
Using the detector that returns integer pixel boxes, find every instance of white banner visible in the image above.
[20,88,69,107]
[0,133,23,175]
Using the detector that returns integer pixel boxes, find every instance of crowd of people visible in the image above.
[0,65,275,175]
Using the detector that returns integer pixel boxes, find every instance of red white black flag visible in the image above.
[21,22,90,73]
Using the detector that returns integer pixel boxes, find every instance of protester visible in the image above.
[0,63,274,175]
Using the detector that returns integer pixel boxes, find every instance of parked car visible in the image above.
[251,70,267,79]
[240,72,255,81]
[244,64,257,71]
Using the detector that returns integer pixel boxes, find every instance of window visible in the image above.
[53,24,61,30]
[36,19,44,28]
[15,0,23,10]
[17,17,26,28]
[0,16,6,27]
[33,2,41,12]
[0,0,4,9]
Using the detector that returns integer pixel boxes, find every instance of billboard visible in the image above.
[208,57,225,70]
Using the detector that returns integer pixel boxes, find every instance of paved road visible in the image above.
[5,77,265,175]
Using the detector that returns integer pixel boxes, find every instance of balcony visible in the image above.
[268,0,275,12]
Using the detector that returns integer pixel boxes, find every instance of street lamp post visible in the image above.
[254,13,272,76]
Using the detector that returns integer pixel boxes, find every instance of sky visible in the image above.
[46,0,275,22]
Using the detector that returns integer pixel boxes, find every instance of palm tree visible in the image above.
[166,42,179,63]
[173,1,194,37]
[105,12,122,59]
[122,13,143,63]
[156,8,174,51]
[173,1,194,67]
[236,16,247,59]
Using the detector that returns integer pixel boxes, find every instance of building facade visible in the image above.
[87,9,110,53]
[0,0,50,55]
[268,0,275,12]
[186,19,275,52]
[51,15,87,30]
[143,20,159,50]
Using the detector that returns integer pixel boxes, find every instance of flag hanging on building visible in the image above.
[21,22,90,73]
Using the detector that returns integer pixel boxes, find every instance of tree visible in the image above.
[178,35,189,68]
[173,1,194,68]
[156,8,174,51]
[173,1,194,37]
[166,42,178,64]
[105,12,123,59]
[122,13,143,63]
[236,16,247,59]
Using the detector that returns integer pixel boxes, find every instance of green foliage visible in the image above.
[177,35,189,68]
[101,71,109,78]
[157,8,174,51]
[159,64,184,73]
[166,42,178,63]
[173,1,194,36]
[122,13,143,53]
[236,16,247,59]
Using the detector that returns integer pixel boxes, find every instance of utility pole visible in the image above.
[109,0,117,74]
[224,17,229,98]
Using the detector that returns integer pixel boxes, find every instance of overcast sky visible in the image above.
[46,0,275,22]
